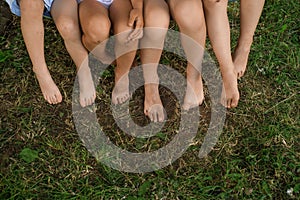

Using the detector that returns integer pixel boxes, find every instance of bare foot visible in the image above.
[112,72,130,105]
[183,74,204,110]
[34,67,62,104]
[233,45,251,78]
[144,84,165,122]
[221,70,239,108]
[77,66,96,107]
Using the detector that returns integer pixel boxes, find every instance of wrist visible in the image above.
[131,0,143,9]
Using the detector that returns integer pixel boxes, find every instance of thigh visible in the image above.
[109,0,133,34]
[79,0,110,32]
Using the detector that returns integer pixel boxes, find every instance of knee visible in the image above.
[82,17,111,45]
[113,22,133,45]
[203,0,223,10]
[55,17,78,40]
[173,4,205,32]
[144,7,169,28]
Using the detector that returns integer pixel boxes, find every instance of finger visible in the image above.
[132,28,143,40]
[127,29,143,43]
[131,19,144,38]
[135,19,144,29]
[128,11,137,27]
[127,28,140,42]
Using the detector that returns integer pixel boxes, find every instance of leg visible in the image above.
[233,0,265,78]
[79,0,112,63]
[51,0,96,107]
[168,0,206,110]
[140,0,169,122]
[110,0,138,104]
[19,0,62,104]
[203,0,239,108]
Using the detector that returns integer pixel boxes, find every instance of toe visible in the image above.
[86,98,91,107]
[57,93,63,103]
[117,97,123,104]
[231,98,238,108]
[112,96,118,105]
[238,71,242,79]
[120,96,126,104]
[158,111,165,122]
[80,98,86,107]
[221,97,226,108]
[152,112,158,123]
[44,95,51,104]
[148,112,154,122]
[51,96,57,104]
[227,99,232,108]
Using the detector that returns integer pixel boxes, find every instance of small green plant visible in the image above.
[19,148,39,163]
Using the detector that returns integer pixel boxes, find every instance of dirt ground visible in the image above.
[0,1,12,35]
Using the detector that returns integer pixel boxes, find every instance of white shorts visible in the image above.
[95,0,113,8]
[5,0,113,17]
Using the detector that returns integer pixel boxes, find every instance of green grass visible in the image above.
[0,0,299,199]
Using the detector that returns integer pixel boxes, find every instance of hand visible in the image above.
[127,8,144,43]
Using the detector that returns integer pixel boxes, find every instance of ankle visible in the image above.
[236,38,253,51]
[144,76,159,85]
[114,68,129,81]
[32,65,49,74]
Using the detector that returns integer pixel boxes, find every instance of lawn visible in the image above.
[0,0,299,199]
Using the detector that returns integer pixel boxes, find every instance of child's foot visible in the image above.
[77,66,96,107]
[34,68,62,105]
[112,72,130,104]
[183,74,204,110]
[221,70,239,108]
[233,44,251,78]
[144,84,165,122]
